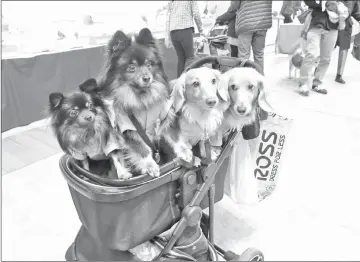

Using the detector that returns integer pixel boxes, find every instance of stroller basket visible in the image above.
[61,56,263,261]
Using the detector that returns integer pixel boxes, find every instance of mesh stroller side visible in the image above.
[61,56,264,261]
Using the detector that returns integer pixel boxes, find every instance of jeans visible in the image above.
[237,30,267,75]
[299,28,338,89]
[170,28,195,77]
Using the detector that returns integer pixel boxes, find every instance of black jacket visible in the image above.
[216,0,237,38]
[305,0,338,30]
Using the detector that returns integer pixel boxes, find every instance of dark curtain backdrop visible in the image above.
[1,41,177,132]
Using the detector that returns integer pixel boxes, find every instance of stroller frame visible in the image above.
[61,56,264,261]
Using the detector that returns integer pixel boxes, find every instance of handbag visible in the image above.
[300,9,313,40]
[352,33,360,61]
[297,9,312,24]
[351,17,360,37]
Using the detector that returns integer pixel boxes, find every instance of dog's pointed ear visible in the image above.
[214,71,228,102]
[79,78,98,93]
[256,74,273,113]
[136,28,158,50]
[107,30,131,57]
[49,93,64,111]
[170,73,186,113]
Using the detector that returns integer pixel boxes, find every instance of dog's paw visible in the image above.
[116,169,133,180]
[139,157,160,178]
[178,148,193,163]
[211,148,221,161]
[193,156,202,167]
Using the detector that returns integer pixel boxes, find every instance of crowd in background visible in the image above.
[164,0,360,96]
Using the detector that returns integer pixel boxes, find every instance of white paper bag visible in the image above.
[226,112,293,204]
[226,134,259,205]
[248,112,293,201]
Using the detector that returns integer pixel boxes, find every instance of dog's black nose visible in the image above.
[236,107,247,114]
[85,115,93,121]
[142,76,151,83]
[206,98,217,107]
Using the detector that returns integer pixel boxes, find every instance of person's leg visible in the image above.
[237,32,252,62]
[179,28,195,71]
[251,30,267,75]
[230,44,238,58]
[336,48,348,84]
[170,30,186,77]
[312,29,338,94]
[299,28,322,96]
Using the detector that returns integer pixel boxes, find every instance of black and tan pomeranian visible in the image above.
[97,28,172,178]
[48,78,131,179]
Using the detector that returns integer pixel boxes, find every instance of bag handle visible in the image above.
[128,113,161,163]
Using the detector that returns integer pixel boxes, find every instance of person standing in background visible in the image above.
[233,0,273,75]
[335,0,360,84]
[215,0,239,58]
[280,1,304,23]
[298,0,343,96]
[165,0,204,77]
[280,1,295,23]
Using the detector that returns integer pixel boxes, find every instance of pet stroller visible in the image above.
[61,56,265,261]
[194,24,230,57]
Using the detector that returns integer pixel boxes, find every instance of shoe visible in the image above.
[299,84,309,96]
[335,74,346,84]
[312,85,328,94]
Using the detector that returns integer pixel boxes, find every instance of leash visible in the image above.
[200,129,213,165]
[128,113,161,164]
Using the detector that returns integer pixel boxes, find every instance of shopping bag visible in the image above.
[225,112,293,204]
[352,33,360,61]
[351,17,360,37]
[248,112,293,201]
[276,23,303,54]
[225,133,259,205]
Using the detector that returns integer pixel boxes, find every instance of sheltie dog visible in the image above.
[97,28,172,177]
[160,67,229,163]
[48,78,131,179]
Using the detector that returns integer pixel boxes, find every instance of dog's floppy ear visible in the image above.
[170,73,187,113]
[79,78,98,93]
[214,71,228,102]
[256,74,273,113]
[49,93,64,111]
[107,30,131,57]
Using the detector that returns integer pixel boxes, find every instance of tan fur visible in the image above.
[219,67,272,133]
[162,67,229,162]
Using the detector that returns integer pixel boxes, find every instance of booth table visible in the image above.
[1,40,178,132]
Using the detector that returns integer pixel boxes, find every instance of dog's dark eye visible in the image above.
[230,84,237,90]
[146,61,153,67]
[127,64,136,72]
[193,81,200,87]
[212,78,217,84]
[69,110,78,117]
[248,84,255,90]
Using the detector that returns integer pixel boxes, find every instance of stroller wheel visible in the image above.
[238,248,264,261]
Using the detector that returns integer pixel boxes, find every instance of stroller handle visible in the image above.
[185,56,262,74]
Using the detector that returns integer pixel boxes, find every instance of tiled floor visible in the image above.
[2,45,360,260]
[2,125,61,175]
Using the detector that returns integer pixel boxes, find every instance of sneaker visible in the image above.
[312,85,328,94]
[335,74,346,84]
[299,84,309,96]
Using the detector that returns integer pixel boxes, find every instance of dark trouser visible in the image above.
[170,28,195,77]
[336,29,352,76]
[237,30,267,75]
[230,44,238,58]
